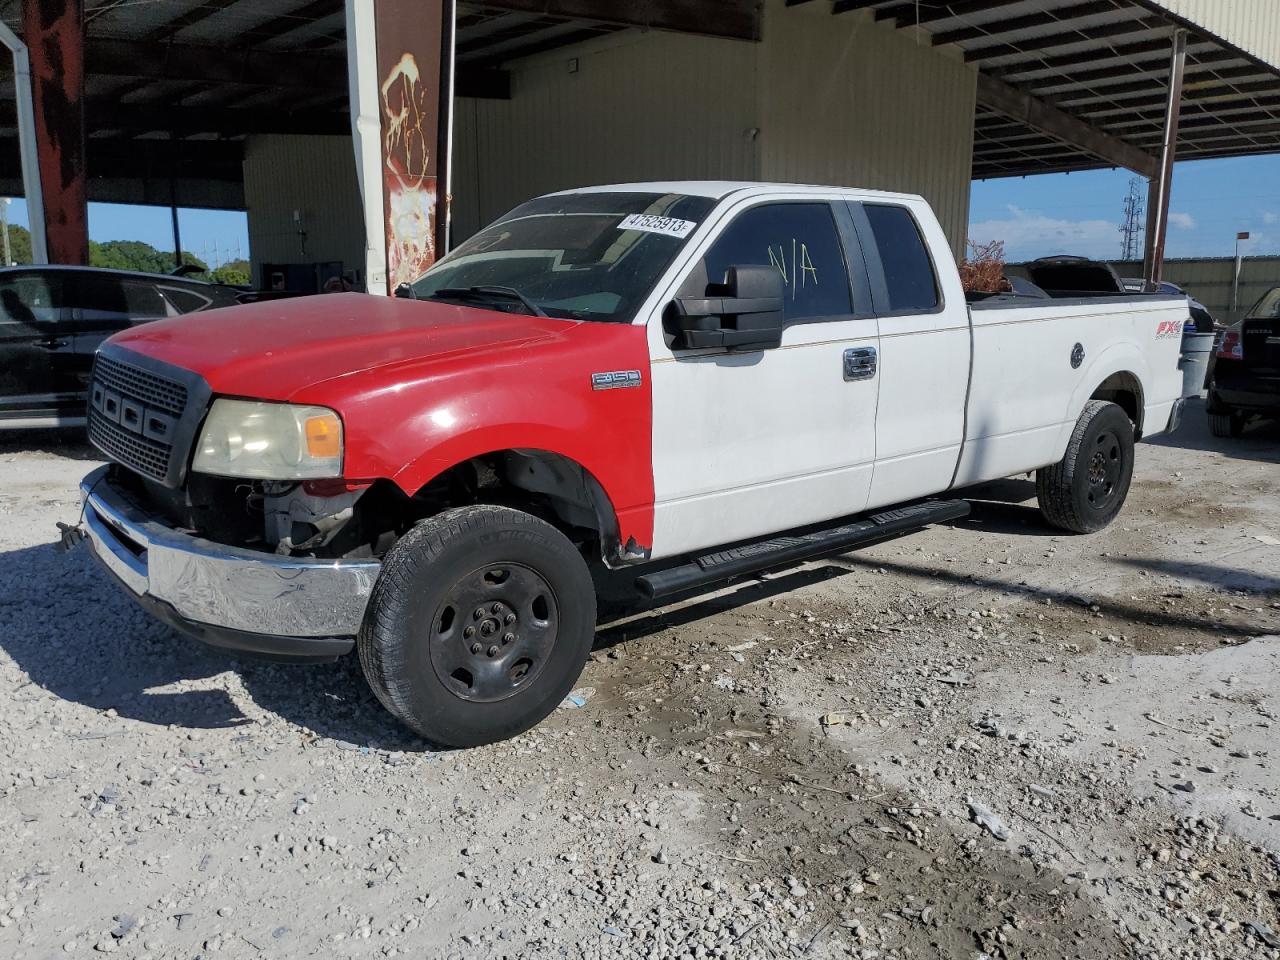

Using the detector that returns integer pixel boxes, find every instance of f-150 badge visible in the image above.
[591,370,642,391]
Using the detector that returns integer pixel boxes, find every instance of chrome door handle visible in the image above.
[843,346,877,381]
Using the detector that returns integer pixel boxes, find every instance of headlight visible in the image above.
[192,399,343,479]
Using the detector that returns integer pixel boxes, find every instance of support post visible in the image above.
[1143,29,1187,285]
[0,20,48,263]
[23,0,87,265]
[345,0,455,295]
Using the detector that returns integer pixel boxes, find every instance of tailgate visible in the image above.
[1242,318,1280,374]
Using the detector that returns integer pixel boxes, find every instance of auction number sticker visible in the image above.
[618,214,698,239]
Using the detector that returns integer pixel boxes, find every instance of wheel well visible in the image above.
[1091,372,1145,439]
[409,450,625,563]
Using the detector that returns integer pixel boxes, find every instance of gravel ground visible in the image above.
[1,400,1278,960]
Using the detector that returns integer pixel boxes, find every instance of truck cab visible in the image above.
[72,182,1190,747]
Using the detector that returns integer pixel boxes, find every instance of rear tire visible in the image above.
[1036,400,1135,534]
[1208,410,1245,438]
[358,505,596,748]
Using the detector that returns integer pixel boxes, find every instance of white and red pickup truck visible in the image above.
[71,182,1192,746]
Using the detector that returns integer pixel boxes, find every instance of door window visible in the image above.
[121,281,168,319]
[862,204,940,313]
[680,202,853,322]
[0,273,60,327]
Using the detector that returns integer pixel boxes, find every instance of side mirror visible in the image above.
[394,282,418,300]
[666,265,785,352]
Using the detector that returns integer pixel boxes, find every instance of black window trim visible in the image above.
[847,201,945,318]
[674,198,874,335]
[158,284,214,314]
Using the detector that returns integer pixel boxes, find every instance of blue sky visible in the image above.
[4,151,1280,266]
[970,154,1280,263]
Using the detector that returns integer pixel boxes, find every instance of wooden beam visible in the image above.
[473,0,760,41]
[975,72,1159,177]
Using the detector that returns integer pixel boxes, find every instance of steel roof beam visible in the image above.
[975,71,1158,177]
[964,17,1168,63]
[873,0,1030,28]
[471,0,760,41]
[932,0,1117,48]
[84,38,511,99]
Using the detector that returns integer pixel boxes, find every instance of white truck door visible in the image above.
[848,200,971,509]
[647,198,880,560]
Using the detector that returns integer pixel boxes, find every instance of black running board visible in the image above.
[635,500,970,600]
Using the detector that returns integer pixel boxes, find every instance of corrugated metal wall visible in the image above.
[243,135,366,287]
[451,29,760,242]
[453,0,976,256]
[756,2,975,255]
[1150,1,1280,71]
[1117,256,1280,323]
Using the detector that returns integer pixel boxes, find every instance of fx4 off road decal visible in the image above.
[1155,320,1184,339]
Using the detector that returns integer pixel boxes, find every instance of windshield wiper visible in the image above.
[427,285,548,318]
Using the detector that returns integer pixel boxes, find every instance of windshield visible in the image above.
[1248,286,1280,319]
[411,191,715,322]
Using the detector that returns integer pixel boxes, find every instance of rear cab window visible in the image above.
[858,203,941,314]
[678,202,855,323]
[160,286,214,315]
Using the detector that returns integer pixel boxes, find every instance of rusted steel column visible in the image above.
[346,0,455,294]
[1143,29,1187,286]
[22,0,87,265]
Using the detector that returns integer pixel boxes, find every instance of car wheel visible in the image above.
[1036,400,1135,534]
[358,505,597,748]
[1208,411,1245,438]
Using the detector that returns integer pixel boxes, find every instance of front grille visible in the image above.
[87,352,196,484]
[88,409,171,481]
[92,352,187,416]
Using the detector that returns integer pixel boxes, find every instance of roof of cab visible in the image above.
[548,181,926,203]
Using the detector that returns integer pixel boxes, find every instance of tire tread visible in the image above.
[358,505,594,744]
[1036,400,1132,534]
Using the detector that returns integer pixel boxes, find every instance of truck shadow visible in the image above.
[0,427,97,460]
[1146,397,1280,462]
[0,542,418,748]
[5,535,1270,746]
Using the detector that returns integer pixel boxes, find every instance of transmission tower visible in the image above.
[1119,177,1145,262]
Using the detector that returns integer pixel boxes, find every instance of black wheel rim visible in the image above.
[427,563,559,703]
[1085,429,1123,509]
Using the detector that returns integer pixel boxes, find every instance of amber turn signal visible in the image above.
[305,413,343,459]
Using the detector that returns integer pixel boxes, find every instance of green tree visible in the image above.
[0,223,33,265]
[209,259,250,286]
[89,240,207,275]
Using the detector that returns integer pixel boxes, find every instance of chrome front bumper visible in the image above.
[80,465,380,658]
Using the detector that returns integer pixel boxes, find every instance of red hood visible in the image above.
[106,293,572,401]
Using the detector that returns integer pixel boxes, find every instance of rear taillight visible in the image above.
[1216,329,1243,359]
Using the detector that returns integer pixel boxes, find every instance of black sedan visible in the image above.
[0,265,241,429]
[1206,285,1280,437]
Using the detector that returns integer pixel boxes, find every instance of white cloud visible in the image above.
[1264,212,1278,225]
[1168,211,1196,230]
[968,204,1119,262]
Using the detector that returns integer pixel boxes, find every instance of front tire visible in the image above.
[358,505,596,748]
[1036,400,1135,534]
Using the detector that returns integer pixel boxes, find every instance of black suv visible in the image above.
[0,265,241,429]
[1207,285,1280,437]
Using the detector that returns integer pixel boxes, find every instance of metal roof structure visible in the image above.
[835,0,1280,178]
[1,0,1279,198]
